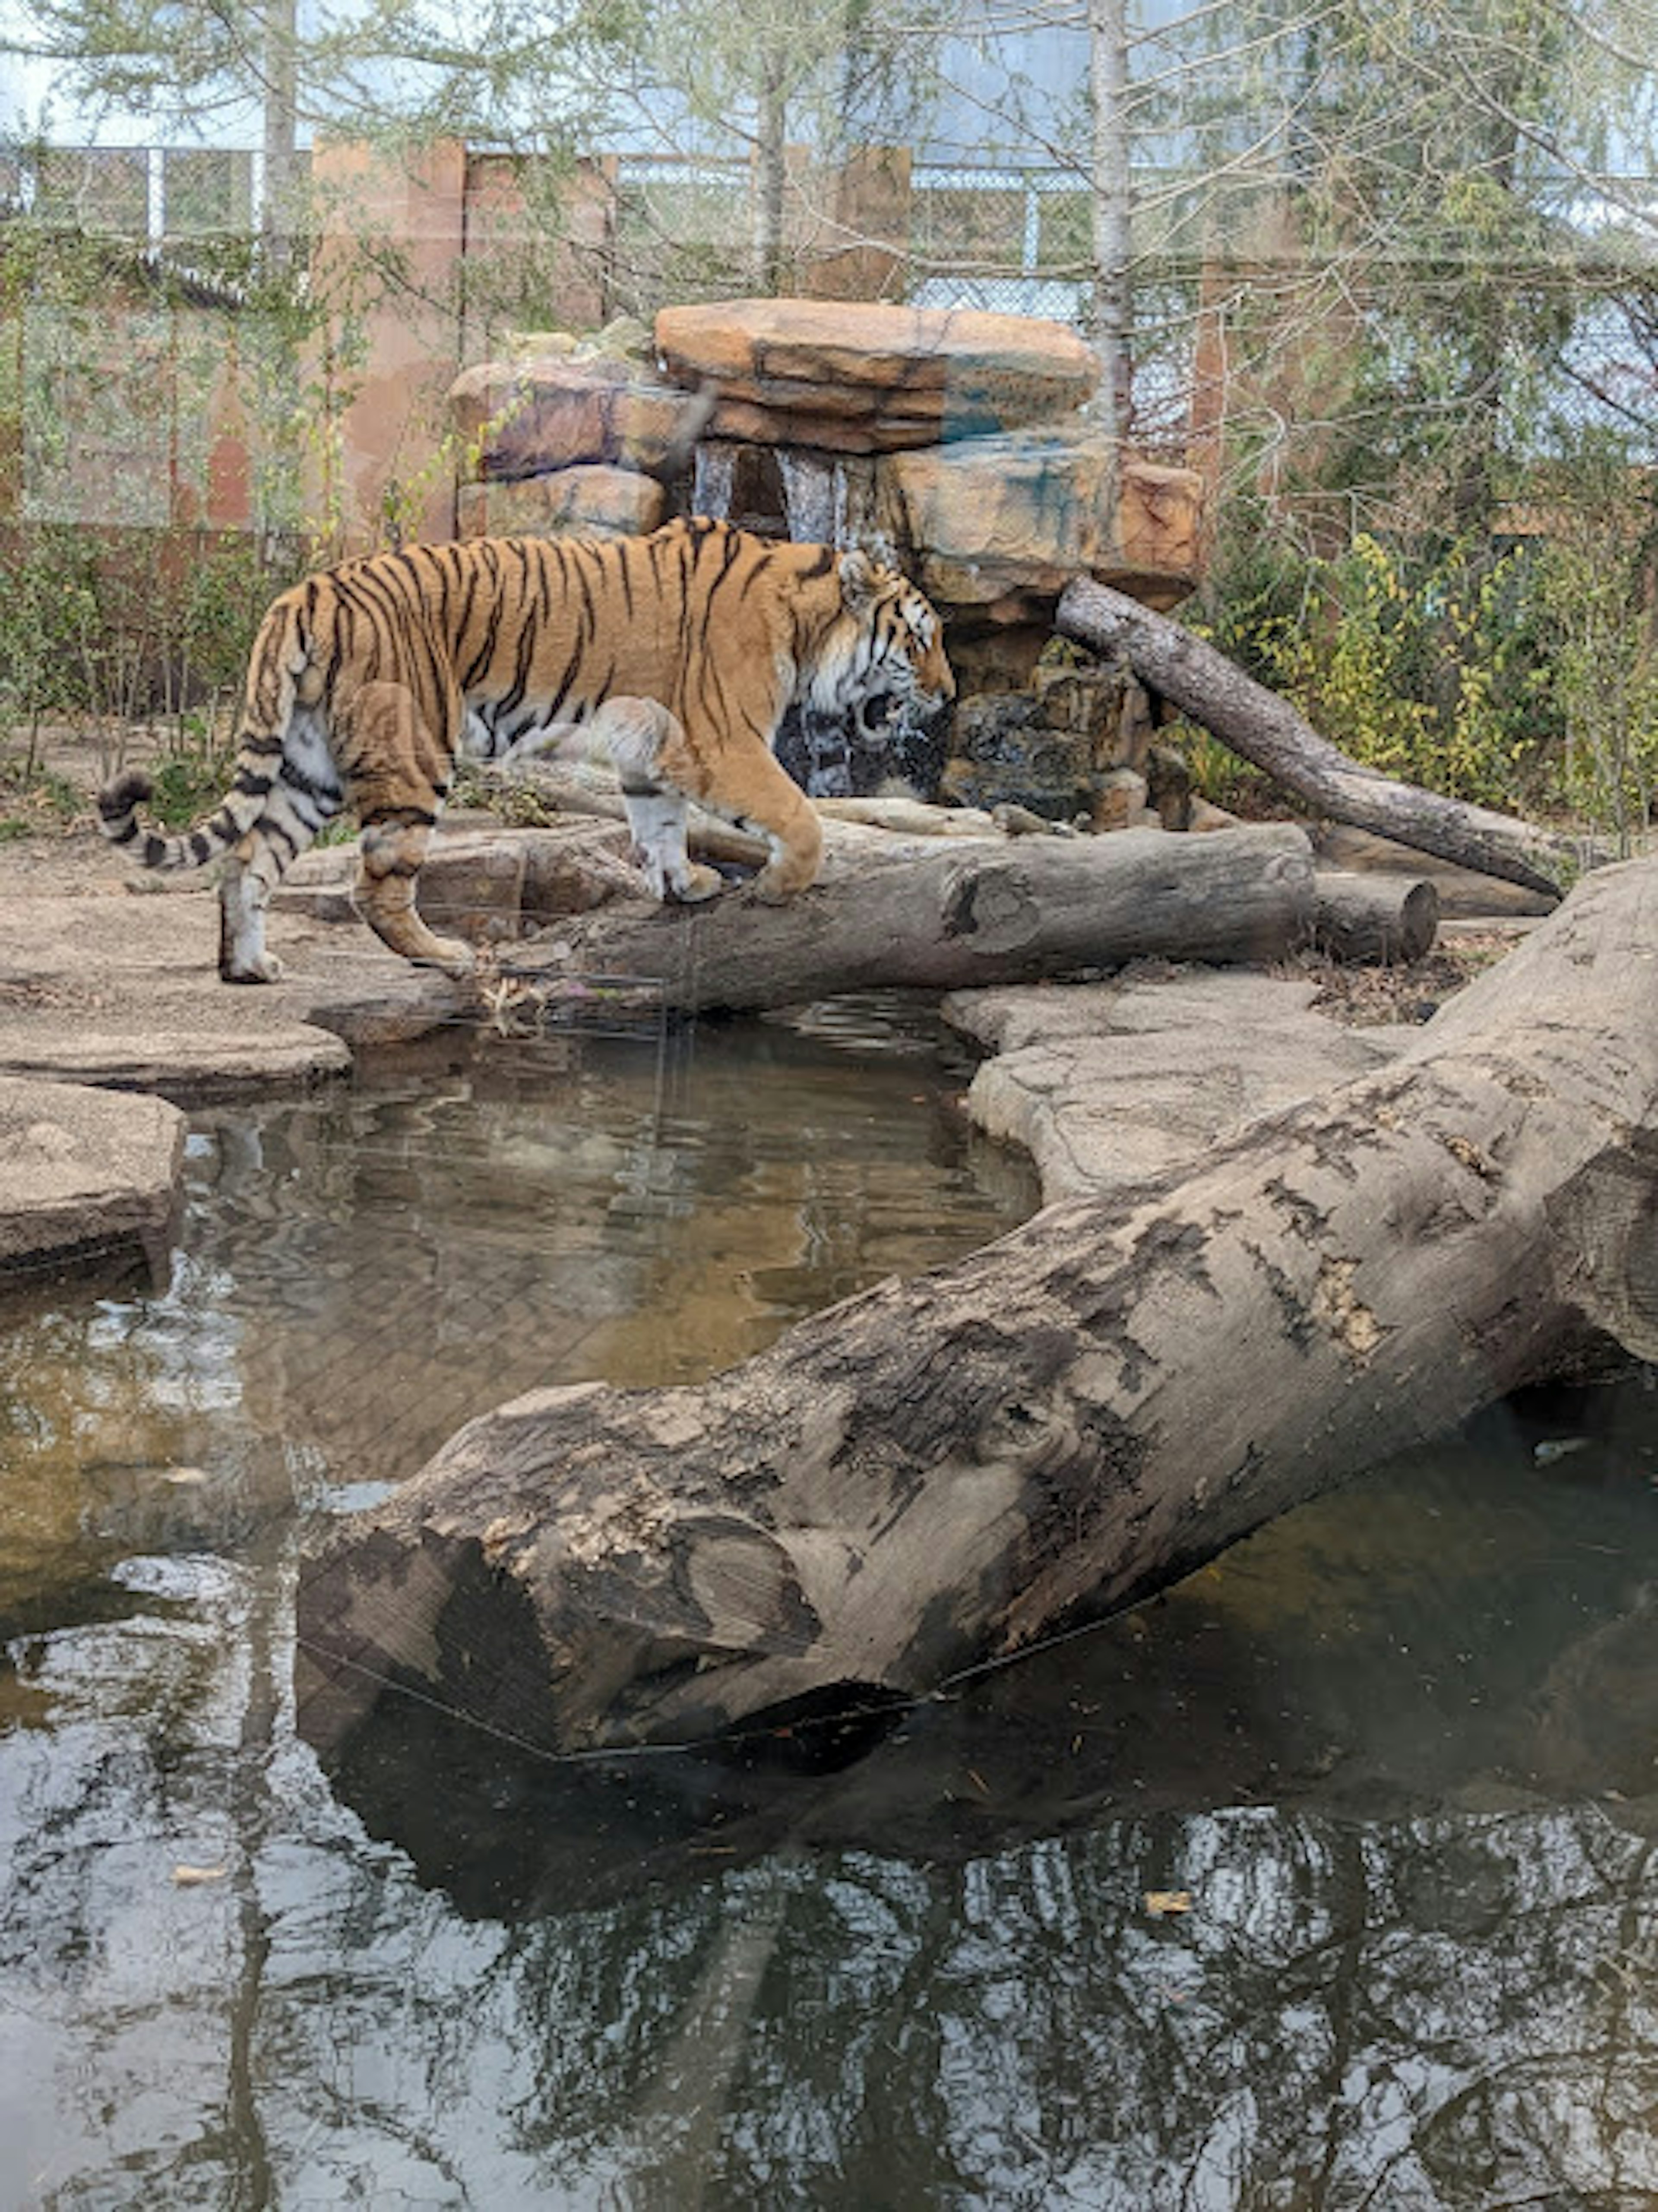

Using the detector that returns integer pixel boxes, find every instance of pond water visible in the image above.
[5,1003,1658,2208]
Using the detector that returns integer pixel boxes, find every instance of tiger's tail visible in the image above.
[96,769,265,872]
[97,599,307,872]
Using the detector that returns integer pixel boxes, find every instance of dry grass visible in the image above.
[1278,930,1522,1027]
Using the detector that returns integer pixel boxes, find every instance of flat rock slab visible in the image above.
[655,299,1100,449]
[945,968,1410,1202]
[0,877,452,1101]
[0,1076,185,1271]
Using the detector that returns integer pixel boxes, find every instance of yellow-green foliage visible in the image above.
[1223,533,1547,808]
[1524,497,1658,848]
[1200,494,1658,841]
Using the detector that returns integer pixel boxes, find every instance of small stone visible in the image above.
[1091,768,1149,832]
[991,802,1054,838]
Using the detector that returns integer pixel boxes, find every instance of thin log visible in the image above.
[1057,576,1602,899]
[482,763,773,869]
[481,763,997,854]
[294,859,1658,1761]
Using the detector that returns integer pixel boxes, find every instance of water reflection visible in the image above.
[5,1008,1658,2206]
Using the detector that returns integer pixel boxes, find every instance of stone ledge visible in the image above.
[0,1077,185,1273]
[655,298,1101,449]
[944,970,1405,1203]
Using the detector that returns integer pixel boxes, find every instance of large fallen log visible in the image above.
[489,820,1323,1013]
[1057,577,1604,899]
[294,858,1658,1762]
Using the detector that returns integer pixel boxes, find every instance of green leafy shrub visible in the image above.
[1192,474,1657,843]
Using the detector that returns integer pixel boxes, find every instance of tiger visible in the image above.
[97,515,954,983]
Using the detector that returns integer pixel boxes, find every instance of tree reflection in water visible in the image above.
[4,1020,1658,2206]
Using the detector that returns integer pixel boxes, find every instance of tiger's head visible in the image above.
[804,545,955,747]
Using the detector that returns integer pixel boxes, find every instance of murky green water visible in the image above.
[6,1003,1658,2207]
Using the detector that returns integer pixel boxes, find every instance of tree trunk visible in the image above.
[753,50,790,294]
[294,859,1658,1763]
[1087,0,1133,441]
[1057,577,1606,897]
[260,0,299,270]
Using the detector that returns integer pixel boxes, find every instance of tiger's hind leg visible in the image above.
[218,707,346,982]
[342,682,473,975]
[354,814,474,972]
[220,850,285,983]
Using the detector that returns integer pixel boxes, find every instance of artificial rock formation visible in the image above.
[446,297,1208,782]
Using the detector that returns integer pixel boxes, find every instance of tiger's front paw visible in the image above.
[670,863,722,904]
[750,861,811,904]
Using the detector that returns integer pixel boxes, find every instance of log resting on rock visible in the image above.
[1057,576,1604,900]
[501,819,1323,1013]
[295,859,1658,1761]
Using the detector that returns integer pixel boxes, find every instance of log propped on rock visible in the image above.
[294,858,1658,1765]
[460,820,1429,1016]
[1056,576,1604,901]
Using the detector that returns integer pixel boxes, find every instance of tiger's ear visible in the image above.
[838,545,890,615]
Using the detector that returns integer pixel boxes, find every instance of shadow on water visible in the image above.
[9,999,1658,2206]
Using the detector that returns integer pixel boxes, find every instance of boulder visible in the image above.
[880,431,1205,612]
[932,655,1146,817]
[449,356,690,482]
[655,298,1100,451]
[1099,459,1210,608]
[457,465,667,540]
[940,679,1123,821]
[0,1077,184,1272]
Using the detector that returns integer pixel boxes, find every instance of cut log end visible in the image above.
[1306,871,1440,965]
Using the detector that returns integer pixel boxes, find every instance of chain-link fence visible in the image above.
[2,143,301,247]
[608,156,755,318]
[5,139,1654,498]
